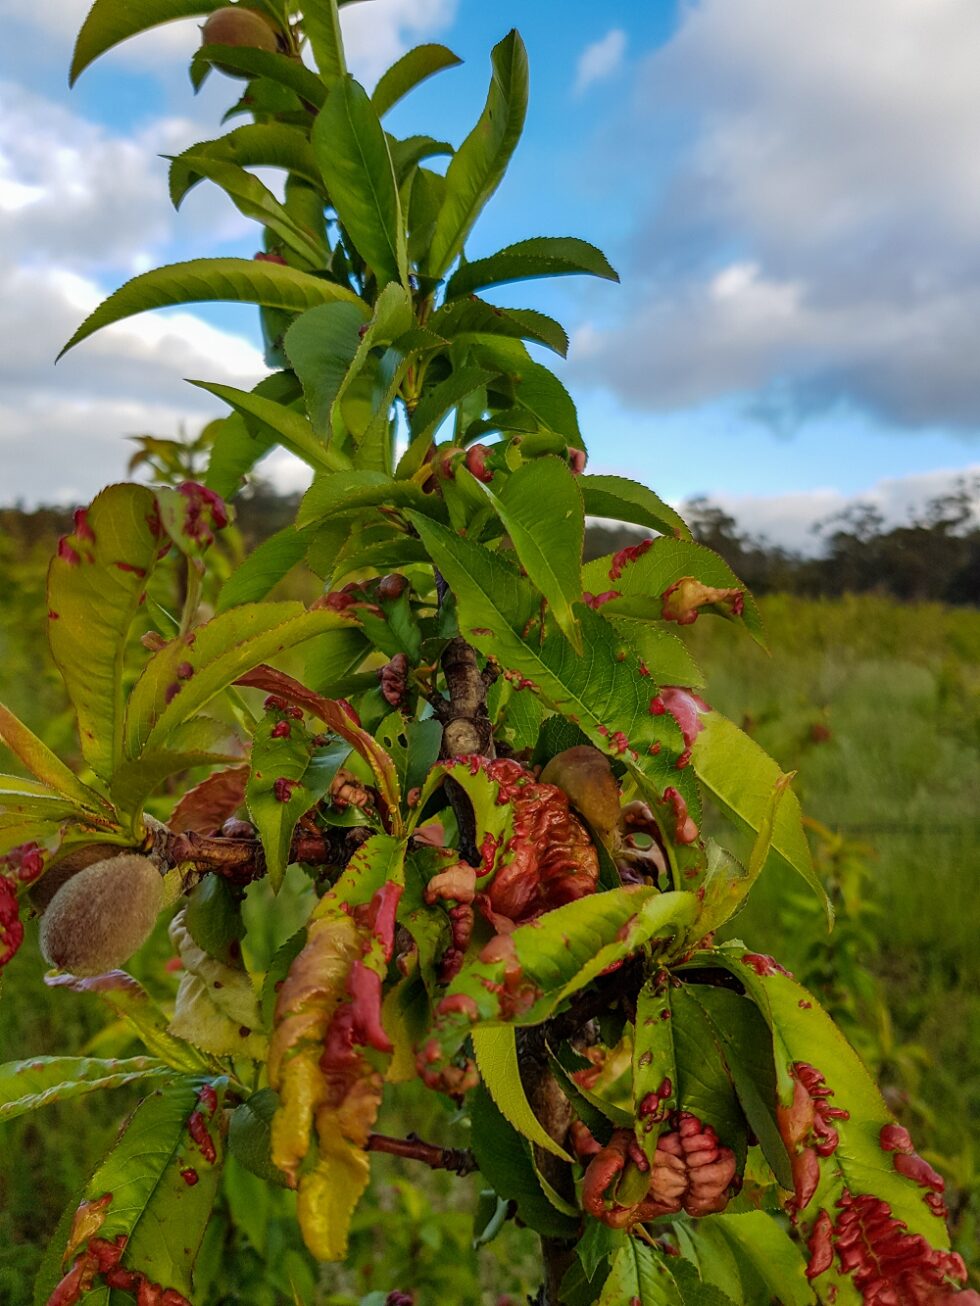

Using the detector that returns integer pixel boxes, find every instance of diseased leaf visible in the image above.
[169,909,267,1059]
[426,31,528,276]
[59,259,363,358]
[582,536,763,644]
[446,235,618,299]
[313,76,407,287]
[170,764,249,834]
[125,603,358,757]
[228,1088,291,1186]
[371,43,462,117]
[43,1078,226,1302]
[0,1056,170,1122]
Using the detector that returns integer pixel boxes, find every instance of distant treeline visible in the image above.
[3,477,979,605]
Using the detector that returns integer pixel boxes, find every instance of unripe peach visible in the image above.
[539,745,621,839]
[29,843,123,912]
[201,6,280,75]
[40,855,164,976]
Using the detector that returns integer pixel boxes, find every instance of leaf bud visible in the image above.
[39,854,165,976]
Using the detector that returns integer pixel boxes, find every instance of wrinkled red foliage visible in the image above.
[815,1190,979,1304]
[177,481,228,545]
[658,687,710,753]
[472,759,598,926]
[0,875,24,969]
[379,652,409,706]
[608,538,652,581]
[582,589,621,610]
[582,1115,737,1228]
[273,776,301,803]
[347,961,391,1053]
[742,952,794,978]
[662,787,699,845]
[777,1062,849,1212]
[880,1123,947,1216]
[47,1233,191,1306]
[660,576,744,626]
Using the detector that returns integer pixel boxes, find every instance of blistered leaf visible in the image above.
[169,910,267,1060]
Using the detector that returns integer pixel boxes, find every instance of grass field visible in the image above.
[1,590,978,1297]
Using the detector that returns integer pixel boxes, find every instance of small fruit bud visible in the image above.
[539,745,621,839]
[40,855,164,976]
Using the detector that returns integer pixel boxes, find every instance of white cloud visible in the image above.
[576,0,980,431]
[683,465,980,555]
[574,28,627,96]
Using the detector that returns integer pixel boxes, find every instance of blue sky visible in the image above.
[1,0,978,550]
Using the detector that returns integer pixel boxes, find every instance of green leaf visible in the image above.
[689,1212,816,1306]
[692,710,829,922]
[605,615,705,688]
[47,484,164,781]
[426,30,529,276]
[0,1056,170,1122]
[169,910,267,1059]
[670,985,748,1163]
[304,0,346,82]
[678,984,793,1192]
[313,76,407,286]
[204,372,302,498]
[108,745,240,826]
[169,155,326,265]
[70,0,220,84]
[298,469,446,529]
[0,702,109,812]
[469,1086,578,1239]
[579,474,692,541]
[216,525,310,612]
[59,258,364,358]
[168,123,321,206]
[193,44,328,104]
[600,1241,680,1305]
[431,296,569,356]
[228,1088,291,1186]
[371,43,462,116]
[471,1025,571,1160]
[446,235,618,299]
[389,134,454,179]
[473,457,584,649]
[125,603,359,757]
[477,339,583,445]
[375,715,441,797]
[189,378,348,472]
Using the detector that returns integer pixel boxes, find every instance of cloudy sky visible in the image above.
[2,0,979,549]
